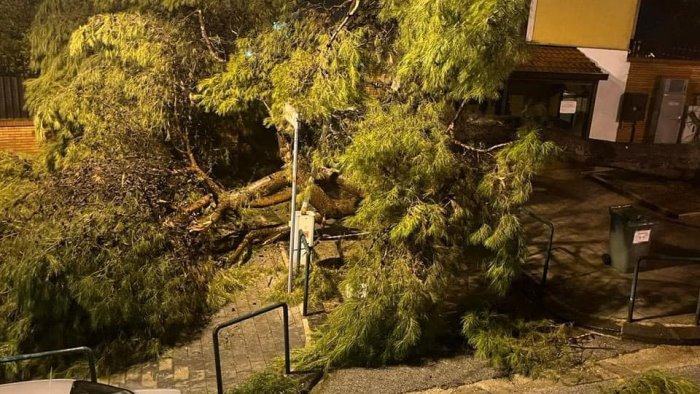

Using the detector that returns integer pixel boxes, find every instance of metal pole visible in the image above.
[296,231,303,273]
[213,327,224,394]
[286,105,300,293]
[85,349,97,383]
[628,257,643,323]
[542,221,554,287]
[283,304,291,375]
[520,207,554,287]
[303,249,311,317]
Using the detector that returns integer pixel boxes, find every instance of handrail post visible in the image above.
[296,230,303,273]
[520,207,555,287]
[213,303,291,394]
[213,325,224,394]
[628,257,644,323]
[541,221,554,287]
[282,304,291,375]
[85,348,97,383]
[303,248,311,317]
[627,255,700,325]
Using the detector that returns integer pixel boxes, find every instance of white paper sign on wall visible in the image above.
[560,100,578,114]
[633,229,651,244]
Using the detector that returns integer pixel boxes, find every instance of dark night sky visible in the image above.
[635,0,700,48]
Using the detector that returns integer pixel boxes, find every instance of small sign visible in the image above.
[633,229,651,244]
[560,100,577,114]
[283,103,299,129]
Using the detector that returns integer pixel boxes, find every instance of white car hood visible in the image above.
[0,380,180,394]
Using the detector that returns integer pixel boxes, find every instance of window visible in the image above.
[505,79,595,137]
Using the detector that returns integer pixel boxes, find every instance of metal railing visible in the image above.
[212,303,291,394]
[629,39,700,61]
[521,207,555,287]
[295,230,311,272]
[627,255,700,325]
[0,346,97,383]
[295,231,316,317]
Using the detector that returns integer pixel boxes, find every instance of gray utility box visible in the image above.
[649,78,688,144]
[609,205,655,273]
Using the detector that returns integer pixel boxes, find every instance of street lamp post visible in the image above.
[284,104,299,293]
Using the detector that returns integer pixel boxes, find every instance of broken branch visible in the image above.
[197,9,226,62]
[452,140,514,154]
[221,224,289,266]
[327,0,361,48]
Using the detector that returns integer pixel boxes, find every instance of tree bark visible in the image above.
[189,170,288,231]
[308,183,357,219]
[249,188,292,208]
[220,224,289,266]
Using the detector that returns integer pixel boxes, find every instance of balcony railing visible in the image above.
[630,39,700,61]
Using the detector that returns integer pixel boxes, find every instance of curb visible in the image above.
[589,173,682,219]
[621,322,700,345]
[519,274,700,344]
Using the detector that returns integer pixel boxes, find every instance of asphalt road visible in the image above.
[311,355,503,394]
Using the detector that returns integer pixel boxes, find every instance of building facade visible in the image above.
[522,0,700,144]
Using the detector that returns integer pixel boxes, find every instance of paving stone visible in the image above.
[521,166,700,337]
[174,366,190,381]
[125,367,141,383]
[140,370,157,388]
[159,357,173,372]
[109,372,126,386]
[113,245,306,392]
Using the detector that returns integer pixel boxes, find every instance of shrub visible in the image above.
[0,152,247,374]
[461,310,580,377]
[603,370,699,394]
[227,369,300,394]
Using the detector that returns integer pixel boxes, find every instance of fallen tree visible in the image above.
[0,0,557,372]
[197,0,558,368]
[0,0,366,370]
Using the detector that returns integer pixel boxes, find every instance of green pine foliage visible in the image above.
[196,0,556,369]
[0,0,41,75]
[0,148,241,373]
[4,0,558,374]
[26,10,207,169]
[0,0,310,375]
[461,310,579,378]
[196,11,366,127]
[296,247,438,368]
[474,129,558,294]
[604,370,700,394]
[226,368,300,394]
[1,0,286,371]
[382,0,529,100]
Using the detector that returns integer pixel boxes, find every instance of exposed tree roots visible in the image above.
[181,146,361,264]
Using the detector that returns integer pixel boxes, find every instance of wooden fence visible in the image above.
[0,76,37,153]
[0,76,30,119]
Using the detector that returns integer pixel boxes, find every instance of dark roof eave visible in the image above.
[510,70,609,81]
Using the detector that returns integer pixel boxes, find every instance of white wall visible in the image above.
[578,48,631,141]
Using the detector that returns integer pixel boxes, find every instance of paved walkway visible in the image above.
[409,345,700,393]
[520,164,700,335]
[100,245,306,394]
[312,329,682,394]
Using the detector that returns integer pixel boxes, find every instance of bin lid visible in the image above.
[609,205,656,227]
